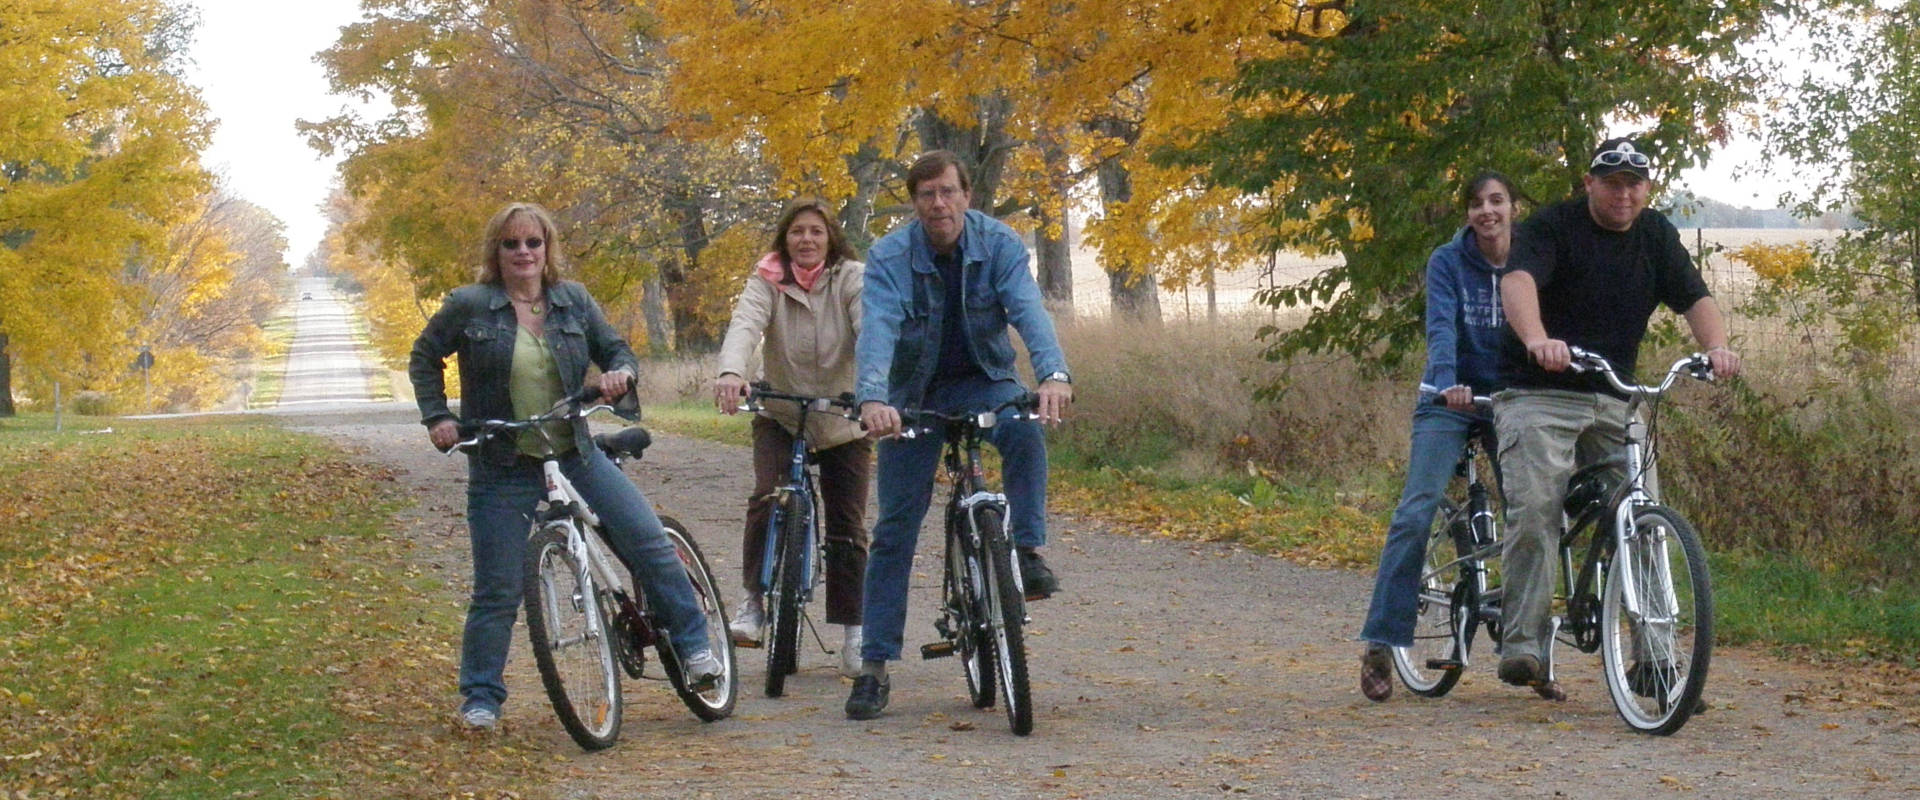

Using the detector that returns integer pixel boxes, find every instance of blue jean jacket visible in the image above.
[856,209,1069,408]
[408,280,640,466]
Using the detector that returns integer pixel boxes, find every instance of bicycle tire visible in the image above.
[1599,505,1712,735]
[947,522,996,709]
[978,507,1033,735]
[657,517,738,721]
[764,496,808,697]
[522,523,623,751]
[1391,500,1470,698]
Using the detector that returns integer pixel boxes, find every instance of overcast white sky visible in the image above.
[182,1,1800,269]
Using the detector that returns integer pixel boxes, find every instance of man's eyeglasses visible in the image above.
[1590,144,1651,170]
[500,237,545,250]
[914,186,965,204]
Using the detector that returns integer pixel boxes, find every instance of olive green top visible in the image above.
[510,325,573,457]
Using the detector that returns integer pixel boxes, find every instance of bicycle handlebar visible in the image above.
[1428,392,1495,414]
[894,394,1041,439]
[440,376,636,456]
[1566,346,1714,398]
[738,382,861,421]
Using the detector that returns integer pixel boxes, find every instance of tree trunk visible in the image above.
[662,185,717,352]
[1092,124,1161,325]
[0,331,13,417]
[913,94,1015,210]
[839,141,888,251]
[641,273,674,356]
[1035,137,1075,319]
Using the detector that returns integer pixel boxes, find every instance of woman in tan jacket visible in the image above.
[714,198,870,679]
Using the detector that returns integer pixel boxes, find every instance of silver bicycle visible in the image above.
[448,385,737,750]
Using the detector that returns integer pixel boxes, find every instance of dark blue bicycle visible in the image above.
[738,383,861,697]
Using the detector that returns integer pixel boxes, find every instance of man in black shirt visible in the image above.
[1492,137,1743,698]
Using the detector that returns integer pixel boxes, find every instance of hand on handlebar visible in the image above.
[714,374,748,415]
[1439,384,1475,412]
[1036,379,1073,425]
[428,418,461,451]
[597,368,636,402]
[860,401,901,440]
[1527,337,1573,373]
[1705,346,1742,379]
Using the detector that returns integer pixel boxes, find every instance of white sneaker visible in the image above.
[682,648,724,689]
[840,624,863,678]
[459,706,498,730]
[728,593,764,645]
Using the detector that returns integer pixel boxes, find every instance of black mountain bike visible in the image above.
[908,395,1040,736]
[1394,350,1717,735]
[737,383,860,697]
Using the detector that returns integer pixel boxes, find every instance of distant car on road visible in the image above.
[301,292,314,300]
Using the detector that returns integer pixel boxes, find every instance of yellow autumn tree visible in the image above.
[305,0,771,353]
[0,0,214,412]
[650,0,1328,321]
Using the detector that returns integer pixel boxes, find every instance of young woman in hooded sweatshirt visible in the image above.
[1358,172,1520,701]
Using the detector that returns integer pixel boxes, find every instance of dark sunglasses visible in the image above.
[500,237,545,250]
[1590,145,1651,169]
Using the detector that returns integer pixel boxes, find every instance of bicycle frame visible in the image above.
[1558,350,1708,653]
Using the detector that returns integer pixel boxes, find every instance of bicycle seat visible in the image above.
[594,426,653,461]
[1563,457,1626,516]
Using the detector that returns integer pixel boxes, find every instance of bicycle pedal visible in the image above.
[920,641,956,660]
[1426,659,1465,671]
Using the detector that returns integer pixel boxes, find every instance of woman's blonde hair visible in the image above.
[476,202,565,286]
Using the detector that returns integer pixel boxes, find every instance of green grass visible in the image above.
[1712,549,1920,661]
[641,399,753,447]
[638,391,1917,663]
[249,305,298,408]
[0,417,499,798]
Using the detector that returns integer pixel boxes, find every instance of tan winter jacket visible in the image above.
[716,258,865,450]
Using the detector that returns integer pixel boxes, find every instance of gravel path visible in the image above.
[283,404,1920,799]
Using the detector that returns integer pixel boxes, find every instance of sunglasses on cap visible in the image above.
[1590,142,1651,170]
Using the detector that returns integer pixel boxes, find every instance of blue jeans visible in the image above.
[861,376,1048,662]
[1359,403,1487,648]
[460,446,709,713]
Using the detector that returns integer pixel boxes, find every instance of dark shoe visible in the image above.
[1019,548,1059,600]
[845,674,889,720]
[1360,644,1393,702]
[1626,659,1673,698]
[1498,654,1544,687]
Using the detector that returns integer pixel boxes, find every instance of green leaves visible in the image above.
[1175,0,1781,369]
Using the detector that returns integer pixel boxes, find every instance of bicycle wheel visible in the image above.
[946,522,996,709]
[977,507,1033,735]
[522,523,622,751]
[764,496,808,697]
[1391,500,1470,697]
[1599,505,1712,735]
[657,517,738,721]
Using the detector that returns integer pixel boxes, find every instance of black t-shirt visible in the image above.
[930,247,986,391]
[1500,197,1711,395]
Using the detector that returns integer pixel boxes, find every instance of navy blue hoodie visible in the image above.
[1418,226,1506,398]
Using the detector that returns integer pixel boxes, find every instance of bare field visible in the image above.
[1061,227,1848,321]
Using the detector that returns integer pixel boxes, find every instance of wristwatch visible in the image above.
[1041,371,1071,385]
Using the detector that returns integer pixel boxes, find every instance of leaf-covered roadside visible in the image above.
[0,421,555,799]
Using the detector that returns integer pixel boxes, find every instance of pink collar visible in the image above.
[756,252,827,292]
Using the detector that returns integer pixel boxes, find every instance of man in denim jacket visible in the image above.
[845,150,1073,720]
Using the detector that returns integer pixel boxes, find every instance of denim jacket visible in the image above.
[856,209,1069,408]
[1419,226,1506,399]
[408,280,640,466]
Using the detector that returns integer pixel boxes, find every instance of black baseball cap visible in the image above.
[1588,137,1652,180]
